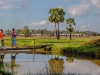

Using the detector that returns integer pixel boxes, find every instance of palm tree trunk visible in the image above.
[55,23,57,39]
[69,24,72,40]
[57,22,60,39]
[70,32,72,40]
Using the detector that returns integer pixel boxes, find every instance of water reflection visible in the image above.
[0,54,4,62]
[2,54,100,75]
[66,57,74,63]
[10,54,19,75]
[89,60,100,66]
[48,57,64,74]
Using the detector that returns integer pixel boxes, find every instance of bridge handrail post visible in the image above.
[33,39,35,61]
[33,39,35,51]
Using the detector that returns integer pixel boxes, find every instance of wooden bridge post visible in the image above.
[33,39,35,51]
[33,39,35,62]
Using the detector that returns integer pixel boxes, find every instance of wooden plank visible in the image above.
[0,46,40,50]
[0,44,53,51]
[0,51,47,54]
[26,44,54,48]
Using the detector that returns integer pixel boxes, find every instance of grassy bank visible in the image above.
[4,36,100,59]
[62,38,100,59]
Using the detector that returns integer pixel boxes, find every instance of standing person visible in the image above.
[11,28,16,48]
[0,29,3,49]
[1,29,5,47]
[0,29,5,49]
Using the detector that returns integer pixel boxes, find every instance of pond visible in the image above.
[2,53,100,75]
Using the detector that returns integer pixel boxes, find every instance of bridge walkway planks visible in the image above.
[0,44,53,51]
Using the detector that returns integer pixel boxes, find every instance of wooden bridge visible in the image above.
[0,44,53,54]
[0,44,53,62]
[0,44,53,51]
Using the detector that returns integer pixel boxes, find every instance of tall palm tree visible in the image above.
[57,8,65,39]
[66,18,75,40]
[48,8,65,39]
[49,8,58,39]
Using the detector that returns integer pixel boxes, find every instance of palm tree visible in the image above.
[48,8,65,39]
[49,8,58,39]
[66,18,75,40]
[57,8,65,39]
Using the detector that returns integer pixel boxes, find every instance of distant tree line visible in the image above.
[4,26,100,37]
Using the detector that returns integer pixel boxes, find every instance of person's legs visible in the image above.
[0,40,1,49]
[1,40,4,47]
[11,40,14,48]
[12,40,16,48]
[13,40,16,47]
[11,39,17,48]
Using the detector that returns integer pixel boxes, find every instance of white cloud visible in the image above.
[0,0,29,10]
[68,3,90,16]
[29,20,48,26]
[77,0,91,4]
[50,23,54,26]
[92,0,100,9]
[20,0,29,5]
[82,24,90,29]
[1,4,20,10]
[80,22,90,29]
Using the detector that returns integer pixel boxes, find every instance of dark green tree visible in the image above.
[66,18,75,40]
[23,26,29,37]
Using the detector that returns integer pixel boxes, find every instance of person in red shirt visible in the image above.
[0,29,4,48]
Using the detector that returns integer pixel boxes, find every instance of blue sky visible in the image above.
[0,0,100,32]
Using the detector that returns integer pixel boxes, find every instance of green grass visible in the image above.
[0,62,13,75]
[62,38,100,59]
[4,38,86,49]
[4,36,100,59]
